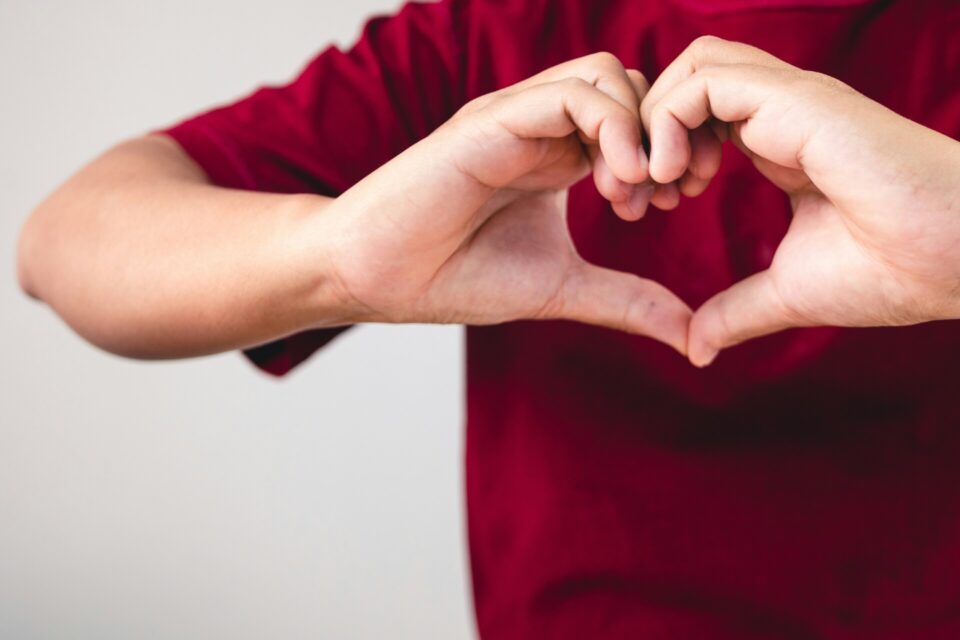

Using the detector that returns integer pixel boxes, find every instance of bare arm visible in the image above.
[16,134,350,359]
[16,54,696,364]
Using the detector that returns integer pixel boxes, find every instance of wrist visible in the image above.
[285,193,373,329]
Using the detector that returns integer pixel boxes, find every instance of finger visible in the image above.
[506,55,650,188]
[646,63,797,183]
[679,124,723,197]
[640,35,795,131]
[625,67,651,147]
[505,52,643,113]
[599,68,655,220]
[688,270,799,367]
[591,149,631,202]
[625,68,651,99]
[589,63,649,184]
[594,66,654,222]
[556,262,692,355]
[679,171,710,199]
[592,57,642,114]
[487,53,644,139]
[650,181,680,211]
[639,36,798,184]
[488,77,647,184]
[467,54,651,195]
[593,150,649,220]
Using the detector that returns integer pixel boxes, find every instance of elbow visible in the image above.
[15,202,138,358]
[16,208,197,361]
[16,210,44,301]
[17,195,64,304]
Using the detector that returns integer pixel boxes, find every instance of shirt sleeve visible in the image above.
[153,0,467,376]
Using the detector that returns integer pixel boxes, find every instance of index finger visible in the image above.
[476,77,648,186]
[641,35,796,130]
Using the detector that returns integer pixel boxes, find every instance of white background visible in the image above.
[0,1,473,638]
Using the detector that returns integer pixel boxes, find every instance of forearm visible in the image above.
[17,135,350,359]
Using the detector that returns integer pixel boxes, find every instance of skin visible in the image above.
[639,36,960,365]
[16,139,350,359]
[16,39,960,367]
[16,53,691,358]
[320,53,691,352]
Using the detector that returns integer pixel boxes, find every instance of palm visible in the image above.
[327,130,589,320]
[765,192,914,328]
[419,188,578,324]
[747,124,956,331]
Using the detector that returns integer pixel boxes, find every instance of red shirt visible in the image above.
[159,1,960,637]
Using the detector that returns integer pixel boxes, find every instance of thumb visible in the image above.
[557,262,691,356]
[688,270,797,367]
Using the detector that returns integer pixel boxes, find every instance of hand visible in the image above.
[640,36,960,366]
[322,53,691,354]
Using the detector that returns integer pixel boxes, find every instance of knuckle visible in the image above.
[689,34,734,64]
[626,68,648,85]
[695,63,730,84]
[805,70,854,95]
[454,98,482,118]
[649,100,670,124]
[456,92,499,117]
[691,34,723,53]
[589,50,623,70]
[560,76,592,92]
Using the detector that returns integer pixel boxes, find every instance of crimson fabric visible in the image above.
[159,1,960,637]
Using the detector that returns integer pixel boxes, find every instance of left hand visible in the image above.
[322,53,692,354]
[640,36,960,366]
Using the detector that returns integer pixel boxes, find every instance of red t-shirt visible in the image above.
[159,1,960,637]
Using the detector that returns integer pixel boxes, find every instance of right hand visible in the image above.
[637,36,960,366]
[320,53,692,355]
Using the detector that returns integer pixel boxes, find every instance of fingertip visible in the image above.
[689,345,719,368]
[648,109,690,184]
[679,172,710,198]
[611,183,654,221]
[599,116,648,185]
[612,201,642,222]
[625,68,650,95]
[651,182,680,210]
[626,183,655,220]
[593,152,633,205]
[689,296,721,346]
[687,314,719,367]
[688,124,723,189]
[687,270,790,366]
[666,301,695,358]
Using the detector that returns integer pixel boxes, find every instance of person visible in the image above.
[16,0,960,637]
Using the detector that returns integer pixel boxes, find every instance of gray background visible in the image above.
[0,1,474,638]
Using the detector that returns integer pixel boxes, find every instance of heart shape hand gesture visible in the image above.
[323,37,960,366]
